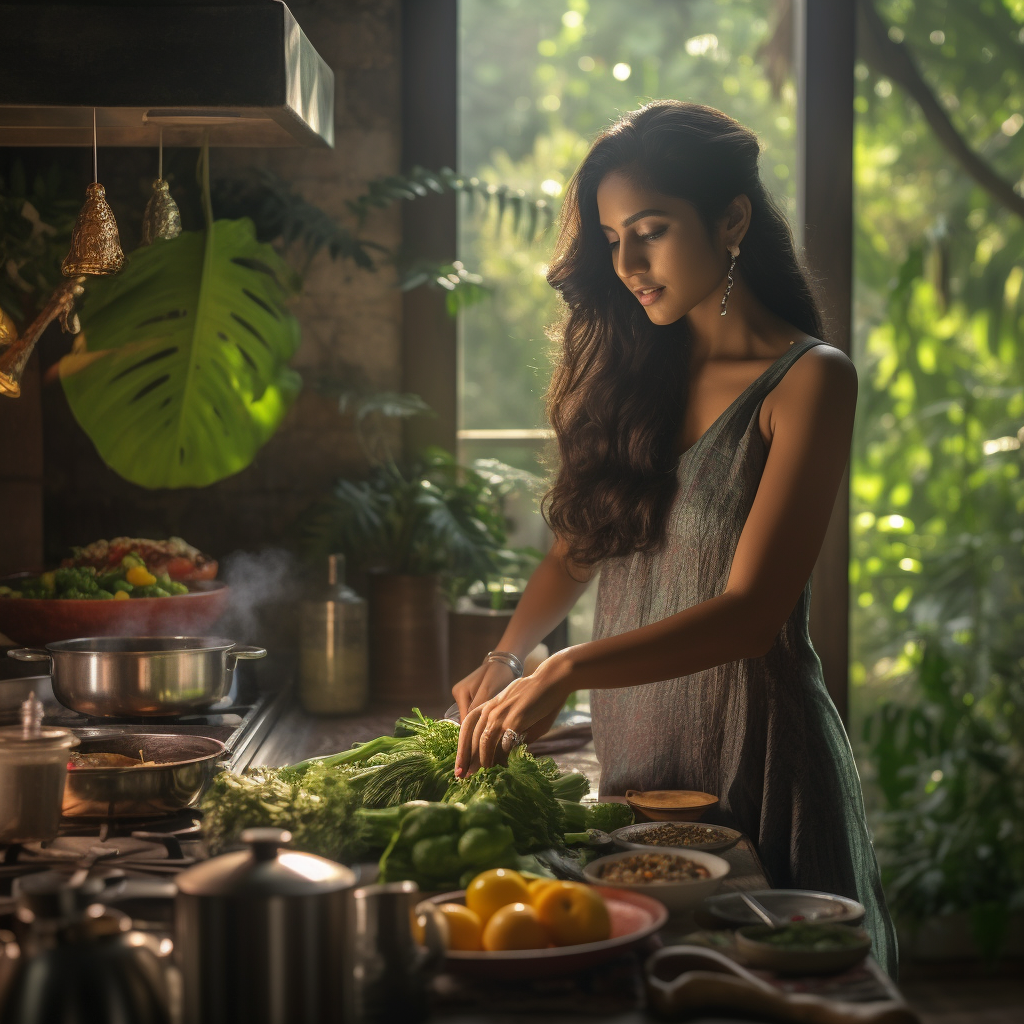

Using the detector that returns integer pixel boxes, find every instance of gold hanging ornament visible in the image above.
[140,131,181,245]
[61,108,124,277]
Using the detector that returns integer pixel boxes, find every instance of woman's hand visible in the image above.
[455,650,576,777]
[451,661,518,722]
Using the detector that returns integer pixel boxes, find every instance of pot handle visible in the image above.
[229,645,267,660]
[7,648,51,663]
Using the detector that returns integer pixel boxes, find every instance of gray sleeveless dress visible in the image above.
[589,340,898,977]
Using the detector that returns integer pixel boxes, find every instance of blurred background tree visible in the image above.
[458,0,1024,953]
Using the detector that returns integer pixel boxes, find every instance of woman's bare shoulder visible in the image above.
[780,341,857,402]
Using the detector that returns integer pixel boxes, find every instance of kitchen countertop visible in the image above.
[250,697,907,1022]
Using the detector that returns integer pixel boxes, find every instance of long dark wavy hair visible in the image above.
[542,100,826,568]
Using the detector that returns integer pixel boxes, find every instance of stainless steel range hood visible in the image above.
[0,2,334,148]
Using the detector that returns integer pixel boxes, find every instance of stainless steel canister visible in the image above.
[174,828,356,1024]
[299,554,368,715]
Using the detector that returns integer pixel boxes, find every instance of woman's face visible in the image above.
[596,170,739,326]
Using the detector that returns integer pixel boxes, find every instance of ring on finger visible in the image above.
[501,728,526,752]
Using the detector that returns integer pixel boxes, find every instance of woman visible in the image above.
[452,101,897,976]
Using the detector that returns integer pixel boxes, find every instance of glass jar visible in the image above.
[298,554,369,715]
[0,694,76,842]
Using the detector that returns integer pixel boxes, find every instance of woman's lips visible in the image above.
[636,286,664,307]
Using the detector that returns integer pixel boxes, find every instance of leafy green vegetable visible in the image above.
[558,799,588,832]
[201,762,364,862]
[551,770,591,803]
[585,803,634,833]
[443,745,568,852]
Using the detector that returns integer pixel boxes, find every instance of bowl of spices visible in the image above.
[583,848,730,913]
[611,821,743,854]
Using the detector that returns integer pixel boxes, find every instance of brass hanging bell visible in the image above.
[61,182,125,277]
[140,178,182,245]
[0,306,16,348]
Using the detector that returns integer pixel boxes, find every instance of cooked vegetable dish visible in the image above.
[597,852,712,884]
[0,537,214,601]
[743,923,869,951]
[621,823,734,847]
[68,750,157,769]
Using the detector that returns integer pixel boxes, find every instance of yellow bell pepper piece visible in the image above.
[126,565,156,587]
[113,589,131,601]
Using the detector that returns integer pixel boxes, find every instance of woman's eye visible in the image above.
[638,228,666,242]
[608,239,619,249]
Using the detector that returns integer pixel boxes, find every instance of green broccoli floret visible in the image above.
[54,566,99,596]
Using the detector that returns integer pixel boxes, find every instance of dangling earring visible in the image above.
[719,244,739,316]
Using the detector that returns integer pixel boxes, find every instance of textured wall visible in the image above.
[36,0,403,564]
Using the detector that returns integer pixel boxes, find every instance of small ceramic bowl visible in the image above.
[735,923,872,975]
[624,789,719,822]
[583,847,730,914]
[611,821,742,855]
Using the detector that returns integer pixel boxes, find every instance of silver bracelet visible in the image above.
[485,650,524,679]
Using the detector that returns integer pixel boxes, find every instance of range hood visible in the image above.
[0,1,334,148]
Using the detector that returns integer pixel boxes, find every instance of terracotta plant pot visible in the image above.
[448,606,513,687]
[368,573,448,707]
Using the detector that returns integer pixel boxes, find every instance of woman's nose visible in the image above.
[615,238,648,279]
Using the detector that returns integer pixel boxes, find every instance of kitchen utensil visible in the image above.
[583,847,730,914]
[698,889,867,929]
[356,881,445,1022]
[735,923,873,976]
[646,945,915,1023]
[2,870,172,1024]
[624,788,719,822]
[611,820,743,854]
[740,891,787,929]
[0,577,230,648]
[62,732,226,818]
[175,827,357,1024]
[299,553,368,715]
[8,634,265,717]
[424,885,668,979]
[0,693,77,842]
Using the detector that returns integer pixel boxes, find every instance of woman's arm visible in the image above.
[450,534,593,720]
[455,346,857,775]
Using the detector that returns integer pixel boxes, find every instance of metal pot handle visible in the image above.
[6,648,51,663]
[229,645,267,660]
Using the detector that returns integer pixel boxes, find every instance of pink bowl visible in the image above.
[0,577,230,648]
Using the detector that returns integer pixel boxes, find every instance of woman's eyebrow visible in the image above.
[622,208,667,227]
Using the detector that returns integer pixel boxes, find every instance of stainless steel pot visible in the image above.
[62,732,227,819]
[7,636,266,717]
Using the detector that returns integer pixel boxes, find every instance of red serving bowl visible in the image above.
[0,576,230,648]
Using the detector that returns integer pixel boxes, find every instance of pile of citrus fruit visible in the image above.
[428,868,612,952]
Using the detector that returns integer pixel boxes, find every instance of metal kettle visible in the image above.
[0,870,172,1024]
[174,828,356,1024]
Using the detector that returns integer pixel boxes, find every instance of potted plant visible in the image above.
[301,430,528,705]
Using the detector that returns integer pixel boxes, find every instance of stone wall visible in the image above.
[33,0,404,565]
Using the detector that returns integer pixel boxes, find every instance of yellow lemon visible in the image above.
[527,878,558,905]
[533,881,611,946]
[436,903,483,951]
[481,902,550,951]
[465,868,530,924]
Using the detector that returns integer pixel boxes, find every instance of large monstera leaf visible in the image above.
[59,218,301,488]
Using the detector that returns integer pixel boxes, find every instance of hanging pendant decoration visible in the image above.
[141,131,181,245]
[62,108,124,277]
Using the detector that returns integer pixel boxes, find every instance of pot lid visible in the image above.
[176,828,355,898]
